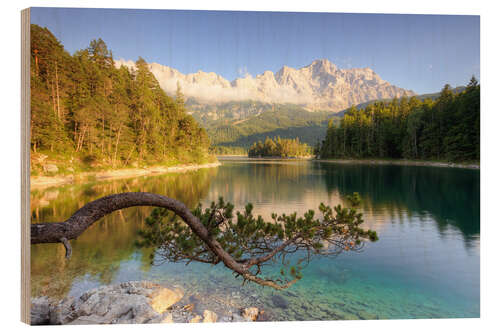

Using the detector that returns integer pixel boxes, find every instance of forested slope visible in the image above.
[318,79,480,162]
[30,24,212,175]
[207,107,337,153]
[204,87,471,156]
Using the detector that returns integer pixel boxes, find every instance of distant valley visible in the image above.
[192,89,462,153]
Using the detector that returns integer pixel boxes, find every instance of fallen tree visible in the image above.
[31,192,377,290]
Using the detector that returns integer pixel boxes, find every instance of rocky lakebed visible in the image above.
[30,281,269,325]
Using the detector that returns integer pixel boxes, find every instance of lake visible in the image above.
[30,158,480,320]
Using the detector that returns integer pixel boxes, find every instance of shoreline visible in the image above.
[30,161,222,189]
[314,159,479,170]
[248,156,313,160]
[215,154,247,157]
[218,156,478,169]
[31,281,263,324]
[219,156,313,160]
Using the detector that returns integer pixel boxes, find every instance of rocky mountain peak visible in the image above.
[308,59,337,74]
[115,58,414,112]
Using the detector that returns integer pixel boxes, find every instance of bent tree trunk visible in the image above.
[31,192,376,290]
[30,192,295,289]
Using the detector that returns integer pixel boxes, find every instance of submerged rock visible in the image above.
[256,310,271,322]
[229,313,247,322]
[357,310,378,320]
[271,295,289,309]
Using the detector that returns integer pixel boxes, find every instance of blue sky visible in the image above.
[31,8,479,94]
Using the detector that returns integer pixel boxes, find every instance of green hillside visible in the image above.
[187,99,274,125]
[206,106,339,152]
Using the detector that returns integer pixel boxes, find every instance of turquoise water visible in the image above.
[31,159,480,320]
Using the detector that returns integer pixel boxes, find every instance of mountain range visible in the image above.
[114,59,414,113]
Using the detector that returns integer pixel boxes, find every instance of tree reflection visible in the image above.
[30,168,217,299]
[316,163,480,241]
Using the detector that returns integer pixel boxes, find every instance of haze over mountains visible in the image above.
[115,59,415,113]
